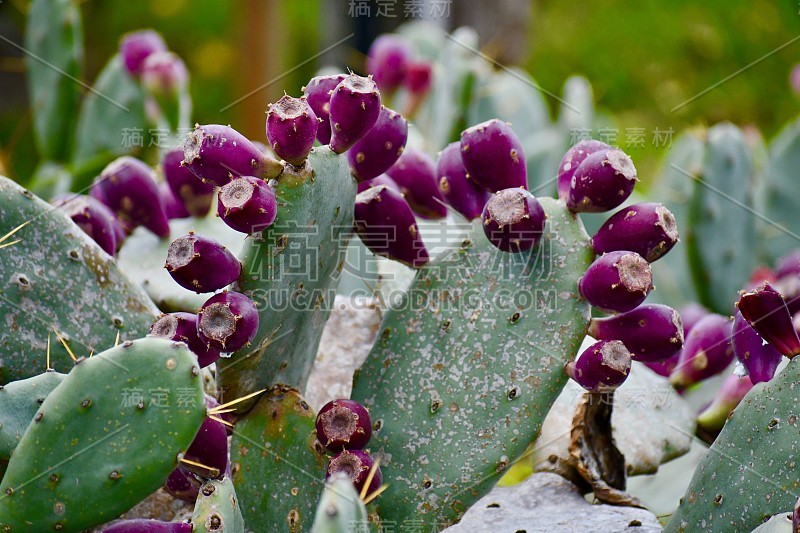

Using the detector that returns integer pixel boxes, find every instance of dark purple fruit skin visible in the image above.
[205,394,234,435]
[197,291,259,353]
[326,449,382,495]
[567,148,637,213]
[163,148,215,217]
[101,519,192,533]
[578,251,653,313]
[670,314,735,388]
[52,194,119,256]
[119,30,167,77]
[160,183,191,220]
[165,233,242,293]
[460,119,527,192]
[482,188,546,253]
[732,310,782,384]
[592,202,678,262]
[589,304,684,363]
[738,281,800,358]
[182,416,228,479]
[315,399,372,453]
[266,95,318,166]
[436,142,490,221]
[164,467,200,503]
[680,303,710,335]
[92,156,171,239]
[356,174,401,195]
[643,353,680,377]
[354,185,430,268]
[328,74,382,154]
[150,312,221,368]
[346,106,408,182]
[565,340,632,392]
[183,124,283,186]
[303,74,347,145]
[386,148,447,219]
[556,140,610,201]
[217,176,278,234]
[776,250,800,279]
[366,34,411,94]
[404,60,432,95]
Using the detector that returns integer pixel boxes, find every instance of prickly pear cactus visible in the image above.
[0,338,206,532]
[192,476,245,533]
[350,197,593,527]
[310,475,369,533]
[0,177,159,382]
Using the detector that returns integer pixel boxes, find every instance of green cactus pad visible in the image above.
[0,338,206,532]
[350,197,593,527]
[666,357,800,532]
[231,385,327,532]
[192,476,245,533]
[0,177,159,383]
[310,475,370,533]
[219,147,356,406]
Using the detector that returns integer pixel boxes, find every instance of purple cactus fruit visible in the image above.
[578,251,653,313]
[460,119,527,193]
[266,95,318,166]
[643,353,680,377]
[101,519,192,533]
[315,399,372,453]
[776,250,800,279]
[181,416,228,479]
[670,314,735,389]
[141,51,187,97]
[403,61,433,118]
[696,374,754,432]
[182,124,284,187]
[732,310,782,384]
[386,148,447,219]
[326,449,382,495]
[346,106,408,182]
[556,140,610,201]
[163,148,216,218]
[366,34,412,94]
[52,195,119,256]
[481,188,546,253]
[592,203,678,262]
[165,233,242,293]
[197,291,259,353]
[588,304,684,363]
[205,394,234,435]
[567,148,637,213]
[436,142,490,221]
[680,303,711,335]
[738,281,800,358]
[150,312,221,368]
[303,74,347,145]
[217,176,278,234]
[119,30,167,77]
[164,467,200,503]
[92,156,170,239]
[565,340,632,392]
[160,183,190,220]
[354,185,430,268]
[328,74,382,154]
[356,174,401,195]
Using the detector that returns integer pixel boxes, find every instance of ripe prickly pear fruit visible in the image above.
[181,416,229,479]
[165,233,242,293]
[101,519,192,533]
[197,291,259,353]
[556,139,610,201]
[588,304,684,363]
[326,449,382,495]
[163,148,216,218]
[354,184,430,268]
[565,340,632,392]
[680,303,711,335]
[738,281,800,358]
[670,314,735,388]
[303,74,346,145]
[592,202,679,262]
[329,74,382,154]
[481,188,546,253]
[436,141,490,221]
[164,468,200,503]
[266,95,318,166]
[160,183,191,220]
[386,148,447,219]
[356,174,401,195]
[141,51,187,97]
[347,106,408,181]
[119,29,167,77]
[315,399,372,453]
[366,34,412,95]
[460,119,527,192]
[578,251,653,313]
[696,374,754,433]
[732,311,782,384]
[643,354,680,377]
[92,156,170,238]
[217,176,278,234]
[150,312,221,368]
[566,147,637,213]
[403,60,433,118]
[183,124,283,186]
[776,250,800,279]
[52,194,119,256]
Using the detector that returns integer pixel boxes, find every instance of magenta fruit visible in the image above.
[588,304,684,363]
[303,74,347,145]
[578,251,653,313]
[460,119,527,192]
[181,416,228,480]
[328,74,382,154]
[52,195,119,256]
[366,34,412,94]
[738,281,800,358]
[217,176,278,234]
[386,148,447,219]
[556,139,610,201]
[141,51,187,97]
[160,183,190,220]
[165,233,241,293]
[403,60,433,118]
[776,250,800,279]
[163,148,215,218]
[436,142,490,221]
[566,148,637,213]
[681,303,711,335]
[326,449,382,495]
[119,30,167,77]
[670,314,735,388]
[696,374,754,433]
[315,399,372,453]
[643,354,680,377]
[149,312,221,368]
[481,188,546,253]
[101,519,192,533]
[565,340,632,392]
[356,174,402,195]
[346,106,408,182]
[266,95,318,166]
[197,291,259,353]
[592,202,678,262]
[163,468,200,503]
[732,310,782,384]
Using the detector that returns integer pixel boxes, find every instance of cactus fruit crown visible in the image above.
[198,303,238,344]
[616,252,652,293]
[485,188,532,226]
[165,235,199,269]
[219,177,256,209]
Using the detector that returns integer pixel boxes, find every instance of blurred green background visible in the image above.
[0,0,798,184]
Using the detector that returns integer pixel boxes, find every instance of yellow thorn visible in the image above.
[360,457,381,500]
[0,239,21,249]
[179,457,220,478]
[362,483,388,505]
[208,415,234,427]
[53,328,77,362]
[210,389,267,413]
[209,407,236,415]
[0,220,29,245]
[114,330,121,347]
[46,333,51,370]
[88,349,94,358]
